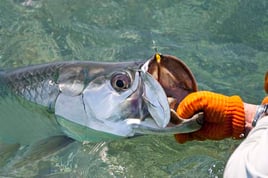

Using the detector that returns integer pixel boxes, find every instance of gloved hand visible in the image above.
[174,91,245,143]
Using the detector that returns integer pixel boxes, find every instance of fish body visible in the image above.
[0,54,203,145]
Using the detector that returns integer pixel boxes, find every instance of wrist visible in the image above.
[243,102,258,135]
[252,104,268,127]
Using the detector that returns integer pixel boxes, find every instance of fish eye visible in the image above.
[111,72,132,91]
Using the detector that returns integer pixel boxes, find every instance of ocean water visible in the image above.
[0,0,268,177]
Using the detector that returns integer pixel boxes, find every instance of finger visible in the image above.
[193,123,232,140]
[177,91,207,119]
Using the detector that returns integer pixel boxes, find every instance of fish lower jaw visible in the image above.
[126,117,160,129]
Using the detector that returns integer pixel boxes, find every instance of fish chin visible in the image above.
[87,120,136,137]
[56,115,125,142]
[125,117,159,129]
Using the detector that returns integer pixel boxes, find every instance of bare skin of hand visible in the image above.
[244,102,257,135]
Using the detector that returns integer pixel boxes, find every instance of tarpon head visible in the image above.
[55,53,201,142]
[55,61,170,142]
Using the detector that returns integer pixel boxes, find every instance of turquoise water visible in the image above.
[0,0,268,177]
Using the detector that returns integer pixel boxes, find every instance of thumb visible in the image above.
[176,91,208,119]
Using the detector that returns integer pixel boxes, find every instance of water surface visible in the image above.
[1,0,268,177]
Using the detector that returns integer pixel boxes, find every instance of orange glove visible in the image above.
[262,71,268,104]
[174,91,245,143]
[261,96,268,104]
[264,71,268,94]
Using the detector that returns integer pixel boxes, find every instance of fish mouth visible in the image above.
[129,53,202,135]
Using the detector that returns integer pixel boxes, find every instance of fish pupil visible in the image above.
[116,80,125,88]
[111,71,132,91]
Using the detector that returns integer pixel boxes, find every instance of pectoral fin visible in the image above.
[10,136,74,168]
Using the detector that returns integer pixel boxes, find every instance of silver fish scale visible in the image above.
[17,79,59,109]
[5,64,62,109]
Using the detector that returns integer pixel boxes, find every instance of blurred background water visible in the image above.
[0,0,267,177]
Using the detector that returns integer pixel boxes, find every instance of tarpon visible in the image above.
[0,54,202,145]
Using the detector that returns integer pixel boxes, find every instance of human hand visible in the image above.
[174,91,245,143]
